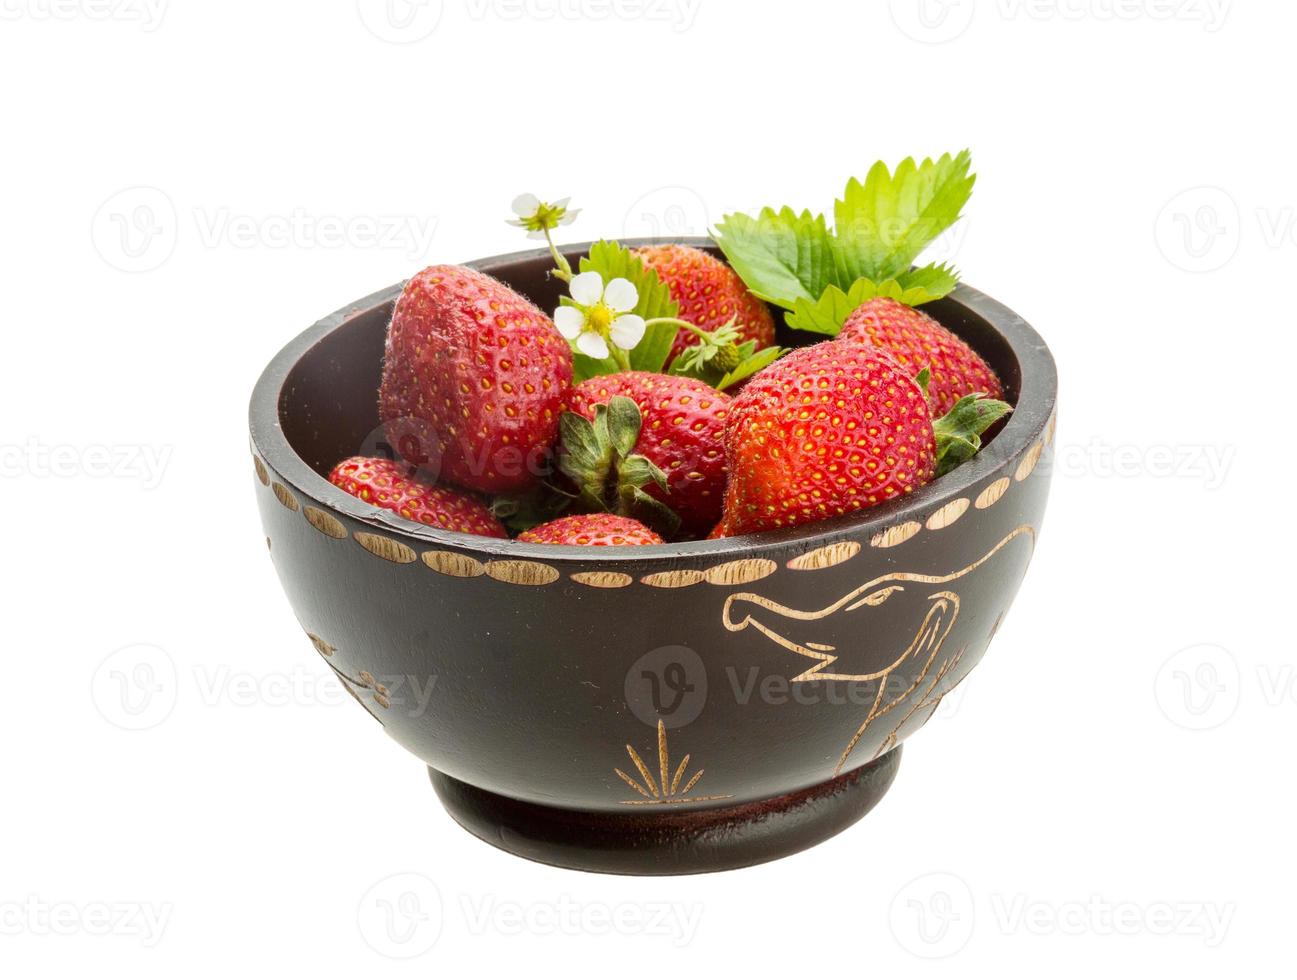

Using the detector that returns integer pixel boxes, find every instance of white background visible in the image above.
[2,0,1290,975]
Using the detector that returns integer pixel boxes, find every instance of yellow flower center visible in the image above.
[588,303,614,335]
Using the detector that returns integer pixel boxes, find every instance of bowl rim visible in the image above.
[249,237,1057,563]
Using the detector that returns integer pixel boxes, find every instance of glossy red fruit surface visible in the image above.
[378,264,572,495]
[518,513,664,546]
[721,342,936,535]
[328,456,507,538]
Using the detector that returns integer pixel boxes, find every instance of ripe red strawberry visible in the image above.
[721,343,936,535]
[722,342,1012,536]
[329,456,506,538]
[635,244,776,363]
[378,264,572,495]
[564,372,730,536]
[518,513,663,547]
[837,297,1002,415]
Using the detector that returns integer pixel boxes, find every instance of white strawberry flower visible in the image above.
[554,272,646,361]
[507,193,579,239]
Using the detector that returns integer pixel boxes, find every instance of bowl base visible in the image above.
[428,747,901,875]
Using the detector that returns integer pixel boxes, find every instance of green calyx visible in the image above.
[663,315,786,391]
[557,396,681,537]
[932,392,1014,477]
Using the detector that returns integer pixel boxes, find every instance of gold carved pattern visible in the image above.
[303,507,348,539]
[614,720,731,806]
[787,541,861,571]
[354,533,418,564]
[871,521,923,549]
[722,526,1037,773]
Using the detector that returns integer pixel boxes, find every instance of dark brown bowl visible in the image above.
[249,238,1057,875]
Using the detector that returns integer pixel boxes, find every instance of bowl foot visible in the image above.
[428,747,901,875]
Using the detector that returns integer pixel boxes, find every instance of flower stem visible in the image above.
[543,228,573,283]
[645,316,710,341]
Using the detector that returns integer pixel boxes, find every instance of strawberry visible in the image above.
[328,456,506,538]
[837,297,1002,415]
[378,264,572,495]
[720,342,1010,536]
[634,244,776,364]
[563,372,730,536]
[518,513,663,547]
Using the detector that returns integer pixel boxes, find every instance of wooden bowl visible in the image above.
[249,239,1057,874]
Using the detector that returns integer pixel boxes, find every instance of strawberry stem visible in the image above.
[932,393,1013,477]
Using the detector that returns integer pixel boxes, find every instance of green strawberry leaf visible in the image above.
[933,393,1013,477]
[569,240,680,381]
[712,207,835,310]
[786,263,963,336]
[716,345,784,390]
[786,279,882,335]
[832,150,975,283]
[627,486,681,538]
[571,349,617,381]
[713,153,973,336]
[491,484,576,535]
[897,262,960,300]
